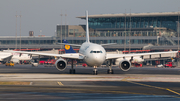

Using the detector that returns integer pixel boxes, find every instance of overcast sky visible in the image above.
[1,0,180,36]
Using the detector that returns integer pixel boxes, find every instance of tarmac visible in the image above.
[0,64,180,100]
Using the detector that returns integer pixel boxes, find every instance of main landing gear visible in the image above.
[69,59,75,74]
[107,65,114,74]
[107,59,114,74]
[70,69,75,74]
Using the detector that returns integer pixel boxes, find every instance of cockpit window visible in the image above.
[90,50,103,53]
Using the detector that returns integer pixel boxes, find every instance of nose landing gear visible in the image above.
[93,66,98,75]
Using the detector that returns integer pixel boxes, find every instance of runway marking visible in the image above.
[125,81,180,96]
[121,77,137,81]
[49,87,144,95]
[57,82,64,86]
[30,82,33,85]
[0,81,30,85]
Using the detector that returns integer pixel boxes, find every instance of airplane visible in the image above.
[10,53,32,64]
[1,51,32,64]
[0,52,13,63]
[63,39,144,68]
[4,11,178,74]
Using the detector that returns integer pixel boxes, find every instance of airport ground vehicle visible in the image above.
[49,59,56,65]
[157,64,163,68]
[32,62,38,67]
[133,63,143,67]
[30,59,38,67]
[44,59,50,64]
[5,62,14,66]
[39,60,46,64]
[82,63,87,67]
[164,62,176,68]
[44,59,56,65]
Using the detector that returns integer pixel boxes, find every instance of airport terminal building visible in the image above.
[0,12,180,51]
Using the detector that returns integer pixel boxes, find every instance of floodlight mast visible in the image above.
[19,12,22,51]
[124,9,126,52]
[60,11,63,54]
[178,8,179,58]
[15,11,18,50]
[129,9,131,53]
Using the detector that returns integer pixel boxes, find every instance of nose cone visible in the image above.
[86,54,105,67]
[94,55,103,64]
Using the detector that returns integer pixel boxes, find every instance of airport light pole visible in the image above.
[19,13,22,51]
[124,9,126,52]
[65,13,67,39]
[15,11,18,50]
[54,30,56,37]
[178,8,179,67]
[40,30,42,36]
[129,9,131,53]
[178,9,179,56]
[60,13,63,54]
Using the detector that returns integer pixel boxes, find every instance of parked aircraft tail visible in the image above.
[63,39,76,53]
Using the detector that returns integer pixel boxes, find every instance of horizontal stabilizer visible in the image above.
[100,43,117,46]
[57,43,81,47]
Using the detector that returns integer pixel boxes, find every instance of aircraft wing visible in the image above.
[0,55,13,62]
[100,43,117,46]
[4,50,81,59]
[106,51,178,60]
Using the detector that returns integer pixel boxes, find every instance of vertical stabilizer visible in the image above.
[86,11,90,43]
[63,39,76,53]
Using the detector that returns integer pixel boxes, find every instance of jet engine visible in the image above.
[119,59,131,71]
[55,58,67,71]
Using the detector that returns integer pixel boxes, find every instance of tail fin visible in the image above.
[63,39,76,53]
[86,11,90,43]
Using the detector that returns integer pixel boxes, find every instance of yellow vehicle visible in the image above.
[5,62,14,66]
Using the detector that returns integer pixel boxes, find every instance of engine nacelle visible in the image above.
[119,59,131,71]
[55,58,67,71]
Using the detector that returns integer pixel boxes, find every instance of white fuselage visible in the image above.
[79,42,106,67]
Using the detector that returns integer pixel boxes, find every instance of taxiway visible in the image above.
[0,65,180,100]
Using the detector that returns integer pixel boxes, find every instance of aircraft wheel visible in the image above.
[111,69,114,74]
[93,71,98,75]
[73,69,75,74]
[107,69,114,74]
[70,69,75,74]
